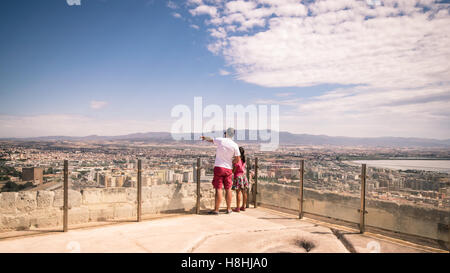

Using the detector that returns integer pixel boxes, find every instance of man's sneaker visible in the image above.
[225,210,233,214]
[240,207,246,211]
[232,208,240,212]
[208,211,219,215]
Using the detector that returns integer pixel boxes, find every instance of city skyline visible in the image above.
[1,129,450,144]
[1,141,448,209]
[1,0,449,139]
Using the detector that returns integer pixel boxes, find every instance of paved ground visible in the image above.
[0,207,440,253]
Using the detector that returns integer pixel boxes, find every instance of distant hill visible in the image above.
[0,132,172,142]
[1,131,449,148]
[277,132,450,147]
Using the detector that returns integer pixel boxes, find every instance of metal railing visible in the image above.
[298,159,304,219]
[253,159,375,233]
[63,160,68,232]
[253,157,449,247]
[137,159,142,222]
[196,157,201,214]
[2,156,447,250]
[59,159,203,232]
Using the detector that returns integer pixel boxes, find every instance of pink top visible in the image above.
[233,159,246,177]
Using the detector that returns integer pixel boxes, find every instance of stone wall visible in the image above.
[4,180,446,246]
[256,182,449,244]
[0,183,235,231]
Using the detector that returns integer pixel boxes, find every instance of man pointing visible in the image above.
[201,128,240,214]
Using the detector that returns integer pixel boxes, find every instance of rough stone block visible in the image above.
[68,207,89,225]
[151,185,171,199]
[82,188,103,205]
[34,215,61,228]
[200,198,215,210]
[88,206,114,221]
[142,202,158,214]
[0,192,18,213]
[1,214,30,230]
[36,191,55,209]
[103,188,127,203]
[53,190,82,208]
[179,185,193,198]
[142,187,151,202]
[180,198,196,211]
[29,209,61,228]
[126,188,137,202]
[17,191,37,212]
[114,204,135,219]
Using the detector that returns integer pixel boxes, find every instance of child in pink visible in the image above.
[232,147,249,212]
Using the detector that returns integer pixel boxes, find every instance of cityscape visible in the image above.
[1,139,448,209]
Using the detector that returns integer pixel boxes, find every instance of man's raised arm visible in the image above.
[201,136,214,143]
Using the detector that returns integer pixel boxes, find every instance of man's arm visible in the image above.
[200,136,214,143]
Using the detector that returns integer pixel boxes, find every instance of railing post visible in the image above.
[63,160,68,232]
[246,157,251,208]
[196,158,201,214]
[299,159,304,219]
[254,157,258,208]
[360,164,367,234]
[137,159,142,222]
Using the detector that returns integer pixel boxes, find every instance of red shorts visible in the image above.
[212,167,233,190]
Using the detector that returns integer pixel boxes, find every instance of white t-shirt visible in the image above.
[213,137,240,170]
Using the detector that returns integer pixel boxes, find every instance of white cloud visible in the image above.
[187,0,203,5]
[225,1,257,14]
[190,24,200,29]
[187,0,450,88]
[256,85,450,138]
[186,0,450,138]
[279,96,450,138]
[172,12,182,19]
[208,27,227,38]
[167,0,178,9]
[189,5,218,17]
[90,100,108,110]
[219,69,231,75]
[275,92,294,97]
[225,9,449,89]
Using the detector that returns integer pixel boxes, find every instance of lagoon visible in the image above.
[350,160,450,173]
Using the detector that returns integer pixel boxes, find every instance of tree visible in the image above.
[44,167,54,175]
[1,181,33,192]
[0,166,22,179]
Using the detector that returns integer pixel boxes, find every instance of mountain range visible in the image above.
[2,131,450,148]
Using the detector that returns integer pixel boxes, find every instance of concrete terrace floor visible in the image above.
[0,207,443,253]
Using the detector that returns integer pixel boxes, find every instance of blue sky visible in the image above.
[0,0,449,138]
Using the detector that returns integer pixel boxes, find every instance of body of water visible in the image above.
[349,160,450,173]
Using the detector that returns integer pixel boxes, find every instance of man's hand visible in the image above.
[201,136,214,143]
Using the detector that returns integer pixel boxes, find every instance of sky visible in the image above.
[0,0,449,139]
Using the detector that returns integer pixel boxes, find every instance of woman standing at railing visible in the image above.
[232,146,249,212]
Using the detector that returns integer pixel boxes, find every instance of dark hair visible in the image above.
[239,147,246,164]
